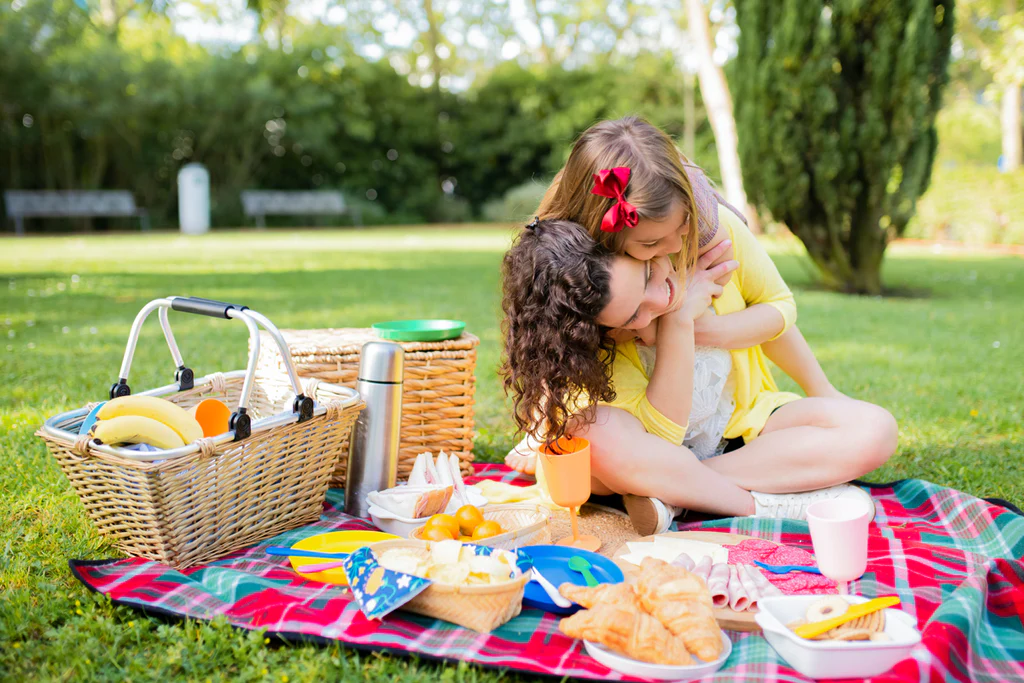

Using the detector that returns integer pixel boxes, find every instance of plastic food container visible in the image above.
[755,595,922,680]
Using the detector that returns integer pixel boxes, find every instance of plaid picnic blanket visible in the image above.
[71,464,1024,682]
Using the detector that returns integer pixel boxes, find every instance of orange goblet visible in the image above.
[538,436,601,552]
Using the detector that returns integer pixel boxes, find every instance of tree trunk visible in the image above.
[1002,81,1022,172]
[683,70,696,159]
[799,222,885,295]
[423,0,443,92]
[684,0,752,227]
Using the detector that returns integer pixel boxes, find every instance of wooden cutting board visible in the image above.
[611,531,769,632]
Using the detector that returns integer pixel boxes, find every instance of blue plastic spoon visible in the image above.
[754,560,822,575]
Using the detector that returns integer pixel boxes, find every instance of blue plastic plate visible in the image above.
[520,545,625,616]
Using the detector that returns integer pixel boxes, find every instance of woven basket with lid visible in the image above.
[255,328,477,486]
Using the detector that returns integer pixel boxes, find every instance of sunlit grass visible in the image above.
[2,226,1022,680]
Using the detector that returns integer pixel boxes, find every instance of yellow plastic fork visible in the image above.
[793,596,902,640]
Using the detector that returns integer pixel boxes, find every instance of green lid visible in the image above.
[371,319,466,342]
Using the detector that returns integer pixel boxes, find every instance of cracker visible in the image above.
[829,628,873,641]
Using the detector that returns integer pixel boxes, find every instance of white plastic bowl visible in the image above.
[755,595,921,680]
[584,631,732,681]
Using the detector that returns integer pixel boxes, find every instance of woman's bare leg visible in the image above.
[571,406,756,516]
[703,397,897,492]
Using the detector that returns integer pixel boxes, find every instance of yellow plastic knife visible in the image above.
[793,596,901,639]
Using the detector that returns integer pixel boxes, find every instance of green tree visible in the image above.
[733,0,955,294]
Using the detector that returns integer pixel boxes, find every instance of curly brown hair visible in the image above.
[500,218,618,446]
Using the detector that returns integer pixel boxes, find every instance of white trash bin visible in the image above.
[177,163,210,235]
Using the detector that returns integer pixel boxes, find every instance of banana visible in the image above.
[97,395,203,444]
[91,415,186,450]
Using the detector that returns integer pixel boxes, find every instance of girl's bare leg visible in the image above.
[571,406,756,516]
[703,397,897,492]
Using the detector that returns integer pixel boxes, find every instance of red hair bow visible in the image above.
[591,167,638,233]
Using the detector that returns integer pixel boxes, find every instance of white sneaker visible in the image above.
[750,484,875,521]
[623,495,683,536]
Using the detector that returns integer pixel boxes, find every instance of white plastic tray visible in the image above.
[755,595,921,679]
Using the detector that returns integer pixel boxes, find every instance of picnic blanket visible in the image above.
[71,464,1024,682]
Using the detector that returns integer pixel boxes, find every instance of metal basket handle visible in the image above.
[111,297,313,441]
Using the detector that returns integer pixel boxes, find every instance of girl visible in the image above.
[500,117,897,532]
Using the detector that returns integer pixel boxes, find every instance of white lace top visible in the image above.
[635,309,735,461]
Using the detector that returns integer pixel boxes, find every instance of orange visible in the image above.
[424,513,460,538]
[471,520,503,540]
[455,505,485,536]
[422,525,454,542]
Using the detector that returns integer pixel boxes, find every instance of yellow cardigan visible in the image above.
[604,204,801,445]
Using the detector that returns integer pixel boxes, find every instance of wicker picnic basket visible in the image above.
[254,328,477,487]
[370,539,529,632]
[37,297,364,569]
[411,504,551,550]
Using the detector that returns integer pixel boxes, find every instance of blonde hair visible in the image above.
[538,116,700,271]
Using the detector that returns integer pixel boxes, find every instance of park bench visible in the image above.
[240,190,361,228]
[4,190,150,236]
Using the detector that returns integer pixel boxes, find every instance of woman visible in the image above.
[500,117,897,533]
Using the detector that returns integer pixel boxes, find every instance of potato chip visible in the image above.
[427,562,471,585]
[466,572,491,585]
[430,540,464,566]
[378,549,427,576]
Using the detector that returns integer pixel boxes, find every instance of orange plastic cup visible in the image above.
[190,398,231,438]
[538,436,591,508]
[539,436,601,552]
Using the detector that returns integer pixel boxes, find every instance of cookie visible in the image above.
[805,596,849,623]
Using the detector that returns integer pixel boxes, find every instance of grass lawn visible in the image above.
[2,226,1022,681]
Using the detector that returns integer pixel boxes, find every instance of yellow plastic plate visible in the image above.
[288,530,398,585]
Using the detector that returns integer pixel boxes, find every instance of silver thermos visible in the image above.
[344,341,404,518]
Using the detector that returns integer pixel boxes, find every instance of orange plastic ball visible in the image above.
[422,525,455,542]
[471,520,503,540]
[424,513,460,538]
[455,505,485,536]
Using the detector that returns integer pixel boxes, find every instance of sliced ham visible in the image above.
[707,562,730,608]
[670,553,696,572]
[692,555,714,582]
[727,565,750,612]
[736,564,763,611]
[748,564,783,599]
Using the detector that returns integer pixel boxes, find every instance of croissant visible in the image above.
[559,603,693,666]
[558,582,640,609]
[635,557,723,662]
